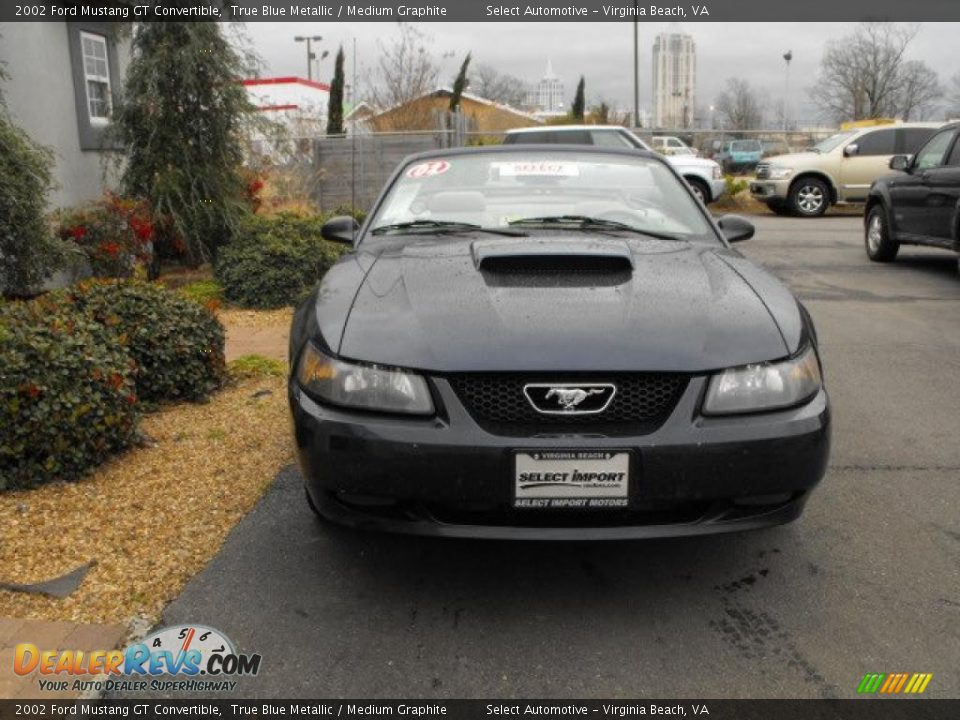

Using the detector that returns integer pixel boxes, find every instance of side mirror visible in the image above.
[717,215,755,244]
[889,154,912,171]
[843,143,859,157]
[320,215,359,245]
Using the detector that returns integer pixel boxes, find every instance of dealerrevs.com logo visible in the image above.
[14,625,261,694]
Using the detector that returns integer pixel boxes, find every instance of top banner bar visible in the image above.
[3,0,960,23]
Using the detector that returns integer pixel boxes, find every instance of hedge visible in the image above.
[0,297,139,489]
[69,280,226,403]
[215,214,349,309]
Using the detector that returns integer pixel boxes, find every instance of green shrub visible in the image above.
[215,214,348,309]
[725,175,750,197]
[0,111,65,296]
[70,280,226,403]
[0,296,139,489]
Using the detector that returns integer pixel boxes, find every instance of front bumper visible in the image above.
[750,180,790,202]
[708,177,727,203]
[291,376,830,540]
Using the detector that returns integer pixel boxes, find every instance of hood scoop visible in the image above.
[472,238,633,287]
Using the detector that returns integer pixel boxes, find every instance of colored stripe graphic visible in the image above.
[911,674,933,694]
[858,673,885,693]
[859,672,933,694]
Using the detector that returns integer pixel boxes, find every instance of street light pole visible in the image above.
[294,35,323,81]
[783,50,793,134]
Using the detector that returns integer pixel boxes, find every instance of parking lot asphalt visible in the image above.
[150,215,960,699]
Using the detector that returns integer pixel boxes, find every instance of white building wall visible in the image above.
[244,79,331,136]
[0,22,130,208]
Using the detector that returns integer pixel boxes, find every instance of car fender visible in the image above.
[790,171,838,205]
[864,183,896,236]
[289,250,379,365]
[952,200,960,251]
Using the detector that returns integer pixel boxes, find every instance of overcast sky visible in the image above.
[243,22,960,124]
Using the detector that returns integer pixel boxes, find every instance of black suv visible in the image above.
[865,122,960,272]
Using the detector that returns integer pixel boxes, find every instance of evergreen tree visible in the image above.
[326,46,345,136]
[572,76,585,122]
[112,19,256,265]
[449,53,472,112]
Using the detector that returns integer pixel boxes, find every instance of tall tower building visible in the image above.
[536,60,565,114]
[652,31,696,128]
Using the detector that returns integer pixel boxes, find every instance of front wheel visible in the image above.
[789,178,830,217]
[865,205,899,262]
[686,177,710,204]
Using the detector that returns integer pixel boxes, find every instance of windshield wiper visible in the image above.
[370,220,527,237]
[508,215,680,241]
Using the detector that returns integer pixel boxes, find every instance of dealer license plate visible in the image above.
[514,450,630,509]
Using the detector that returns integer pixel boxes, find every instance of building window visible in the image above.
[80,31,111,123]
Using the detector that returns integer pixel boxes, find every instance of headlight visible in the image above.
[767,166,794,180]
[297,343,434,415]
[703,345,822,415]
[711,165,723,180]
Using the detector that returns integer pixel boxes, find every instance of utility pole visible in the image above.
[294,35,323,81]
[633,2,639,128]
[783,50,793,133]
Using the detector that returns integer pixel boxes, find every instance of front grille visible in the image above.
[450,373,688,435]
[755,163,771,179]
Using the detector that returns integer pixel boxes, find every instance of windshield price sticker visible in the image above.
[498,161,580,177]
[406,160,450,178]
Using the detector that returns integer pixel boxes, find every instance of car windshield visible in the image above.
[811,130,857,154]
[731,141,761,152]
[368,151,715,243]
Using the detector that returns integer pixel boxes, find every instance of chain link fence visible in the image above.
[262,127,840,214]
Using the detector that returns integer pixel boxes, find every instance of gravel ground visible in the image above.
[0,372,291,627]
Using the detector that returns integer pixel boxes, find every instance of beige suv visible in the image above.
[750,123,942,217]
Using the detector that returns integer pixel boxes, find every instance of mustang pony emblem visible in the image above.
[523,383,617,415]
[546,387,605,411]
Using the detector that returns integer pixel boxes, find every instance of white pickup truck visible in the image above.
[503,125,726,204]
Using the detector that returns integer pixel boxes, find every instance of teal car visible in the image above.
[716,139,763,174]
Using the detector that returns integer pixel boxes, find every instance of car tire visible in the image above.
[766,201,793,216]
[864,205,899,262]
[686,177,710,204]
[789,177,830,217]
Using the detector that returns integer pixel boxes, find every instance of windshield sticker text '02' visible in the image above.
[406,161,450,178]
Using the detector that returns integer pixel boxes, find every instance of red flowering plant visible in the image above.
[56,194,156,278]
[240,167,266,214]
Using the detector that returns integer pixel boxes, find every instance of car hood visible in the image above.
[762,151,822,167]
[666,155,719,170]
[332,237,792,373]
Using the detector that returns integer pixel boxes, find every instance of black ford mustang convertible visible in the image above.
[289,146,830,540]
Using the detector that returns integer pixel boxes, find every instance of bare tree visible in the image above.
[897,60,943,120]
[714,78,764,130]
[947,73,960,117]
[810,22,942,122]
[471,63,528,108]
[368,23,439,110]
